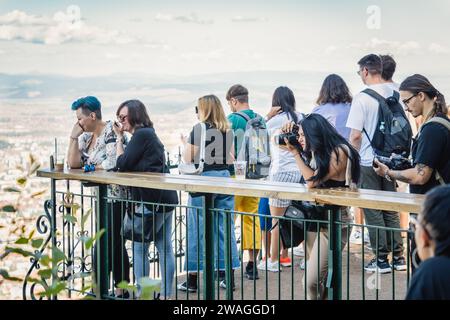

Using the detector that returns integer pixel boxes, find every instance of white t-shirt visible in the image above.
[266,111,303,175]
[346,83,395,167]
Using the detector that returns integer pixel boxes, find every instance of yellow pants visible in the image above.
[234,195,261,250]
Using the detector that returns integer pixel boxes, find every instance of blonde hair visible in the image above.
[198,95,230,132]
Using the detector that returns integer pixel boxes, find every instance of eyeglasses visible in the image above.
[357,67,366,76]
[195,106,198,114]
[402,94,418,106]
[117,114,128,123]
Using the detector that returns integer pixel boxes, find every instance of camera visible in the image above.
[374,153,413,171]
[275,124,301,147]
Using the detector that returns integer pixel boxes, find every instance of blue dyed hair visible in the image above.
[71,96,102,119]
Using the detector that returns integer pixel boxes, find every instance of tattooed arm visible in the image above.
[387,163,433,185]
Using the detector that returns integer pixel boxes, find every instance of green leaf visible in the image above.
[39,281,66,297]
[39,255,51,267]
[1,205,16,213]
[63,215,77,224]
[31,189,47,198]
[28,229,36,240]
[117,281,137,293]
[138,278,161,300]
[3,187,21,193]
[37,269,52,280]
[80,285,92,295]
[31,238,44,248]
[0,269,22,282]
[52,247,66,264]
[15,237,29,245]
[16,176,27,187]
[2,246,34,259]
[85,229,105,250]
[81,209,92,230]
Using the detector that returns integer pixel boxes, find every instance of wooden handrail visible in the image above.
[37,168,425,213]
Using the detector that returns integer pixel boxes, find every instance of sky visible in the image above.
[1,0,450,78]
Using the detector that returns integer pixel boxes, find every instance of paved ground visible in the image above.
[171,241,410,301]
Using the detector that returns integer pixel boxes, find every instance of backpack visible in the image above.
[362,89,413,157]
[234,111,271,179]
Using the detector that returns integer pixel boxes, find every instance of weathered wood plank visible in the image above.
[37,168,424,213]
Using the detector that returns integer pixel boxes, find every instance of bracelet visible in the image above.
[384,169,392,182]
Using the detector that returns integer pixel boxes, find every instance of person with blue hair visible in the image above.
[67,95,131,298]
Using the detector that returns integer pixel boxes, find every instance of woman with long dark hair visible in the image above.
[280,113,360,299]
[259,86,304,273]
[113,99,178,299]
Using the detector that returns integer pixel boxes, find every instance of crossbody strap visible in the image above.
[418,117,450,185]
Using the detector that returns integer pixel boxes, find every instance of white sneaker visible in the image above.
[257,259,282,272]
[292,244,305,257]
[349,229,364,245]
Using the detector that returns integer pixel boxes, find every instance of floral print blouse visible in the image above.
[78,120,128,198]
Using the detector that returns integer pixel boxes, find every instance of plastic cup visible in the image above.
[233,161,247,180]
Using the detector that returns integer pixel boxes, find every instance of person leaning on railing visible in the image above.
[406,185,450,300]
[373,74,450,272]
[113,99,179,299]
[177,94,240,293]
[279,113,361,300]
[67,96,131,298]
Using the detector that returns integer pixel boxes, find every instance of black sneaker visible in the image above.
[177,274,198,292]
[392,256,407,271]
[245,262,259,280]
[364,257,391,274]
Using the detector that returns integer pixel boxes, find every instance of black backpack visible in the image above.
[234,112,271,179]
[362,89,413,157]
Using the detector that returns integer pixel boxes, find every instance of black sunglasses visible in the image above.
[195,106,198,114]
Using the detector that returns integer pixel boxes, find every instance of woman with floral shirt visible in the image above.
[67,96,131,298]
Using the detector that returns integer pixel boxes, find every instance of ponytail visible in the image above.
[435,91,448,115]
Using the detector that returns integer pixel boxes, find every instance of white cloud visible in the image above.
[0,10,52,26]
[231,16,268,23]
[155,12,213,25]
[325,45,338,55]
[428,43,450,54]
[27,91,41,98]
[105,53,121,59]
[0,8,135,45]
[20,79,42,85]
[180,49,225,61]
[348,37,421,55]
[0,49,4,54]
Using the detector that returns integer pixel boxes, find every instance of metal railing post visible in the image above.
[327,207,342,300]
[224,209,233,300]
[202,194,215,300]
[96,184,109,299]
[50,177,58,300]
